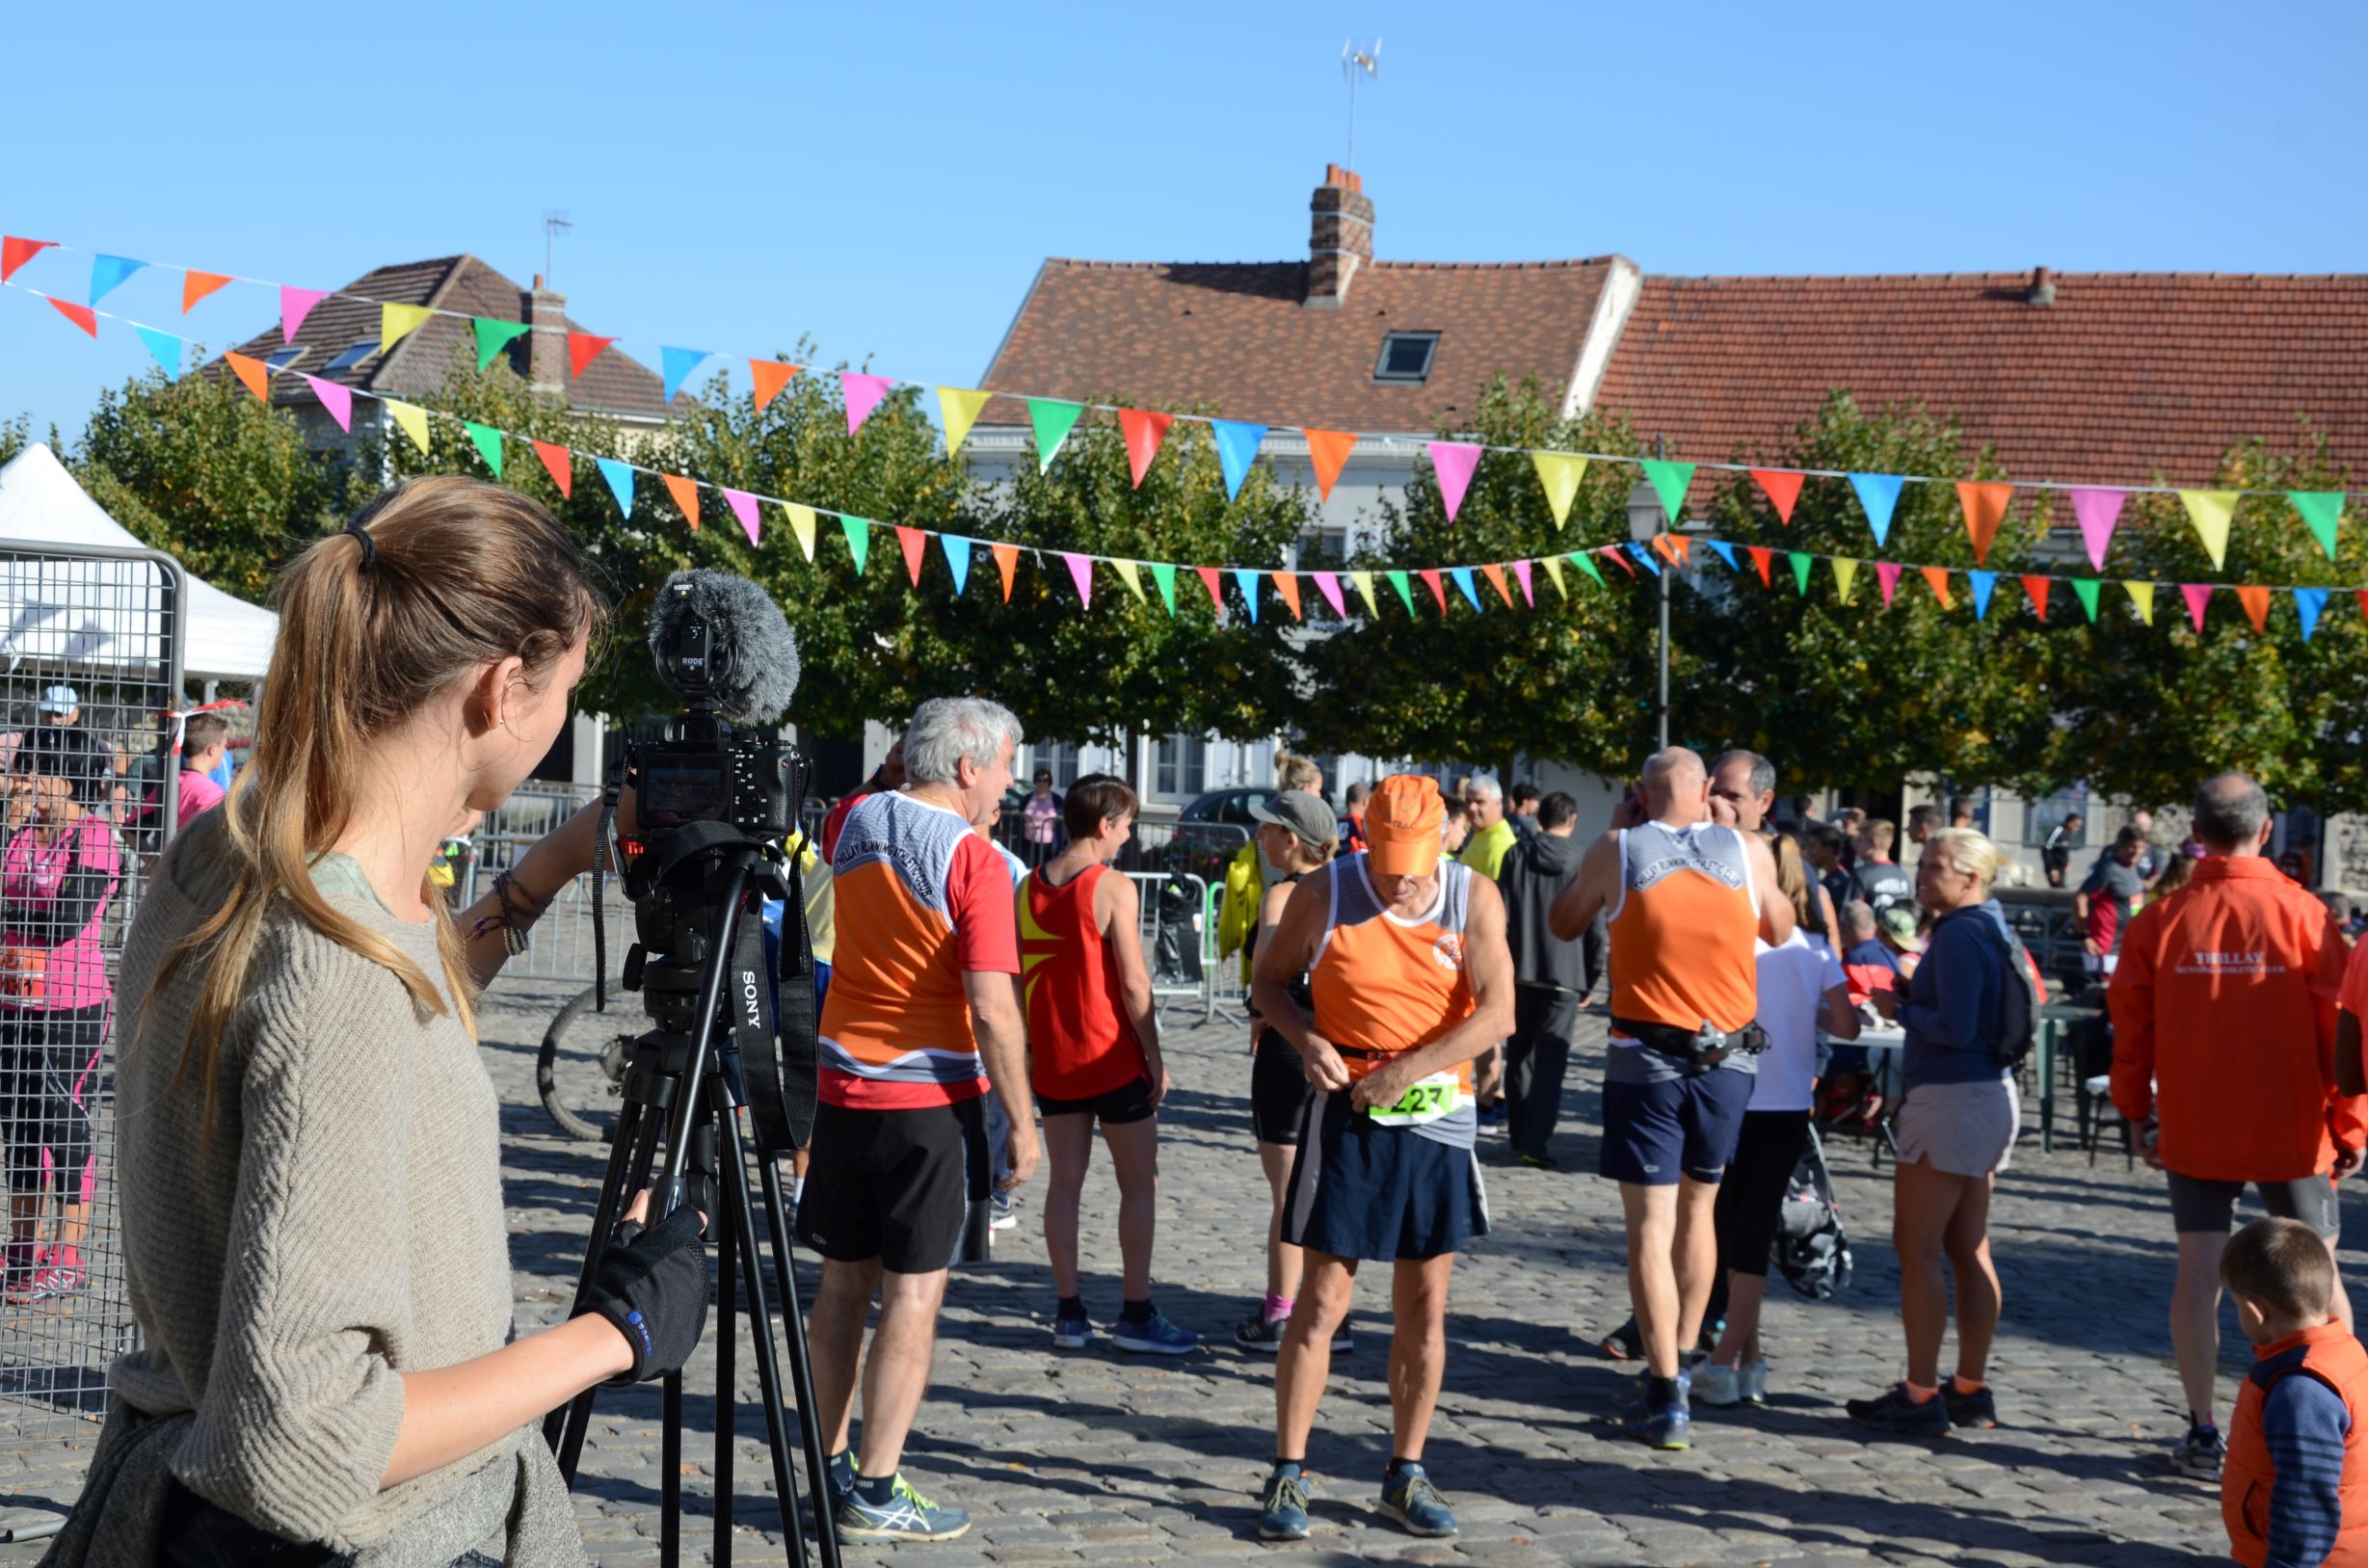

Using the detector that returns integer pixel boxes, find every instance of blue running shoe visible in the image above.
[1378,1463,1459,1537]
[1633,1374,1693,1450]
[1113,1309,1198,1356]
[827,1449,855,1510]
[1051,1312,1091,1349]
[1258,1465,1313,1541]
[836,1474,971,1542]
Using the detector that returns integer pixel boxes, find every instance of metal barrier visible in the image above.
[1123,871,1210,1023]
[0,540,186,1477]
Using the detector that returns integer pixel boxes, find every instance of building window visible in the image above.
[1372,332,1439,385]
[1156,735,1208,798]
[2025,789,2090,849]
[322,339,380,373]
[1029,742,1082,790]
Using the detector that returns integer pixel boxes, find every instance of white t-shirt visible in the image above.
[1749,929,1848,1112]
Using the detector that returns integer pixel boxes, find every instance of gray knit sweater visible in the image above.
[41,811,583,1567]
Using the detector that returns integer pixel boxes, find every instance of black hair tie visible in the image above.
[344,522,377,573]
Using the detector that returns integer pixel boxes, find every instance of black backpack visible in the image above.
[1974,914,2041,1071]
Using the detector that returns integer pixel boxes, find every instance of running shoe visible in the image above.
[10,1256,81,1306]
[1944,1380,2000,1430]
[836,1475,971,1543]
[1377,1463,1458,1537]
[2172,1423,2226,1479]
[1051,1312,1092,1350]
[1517,1151,1561,1171]
[1599,1316,1642,1361]
[989,1191,1018,1233]
[1738,1361,1769,1407]
[1846,1384,1952,1437]
[1232,1309,1353,1355]
[1257,1466,1313,1541]
[1690,1362,1743,1407]
[1633,1376,1692,1450]
[1113,1310,1197,1356]
[823,1449,856,1517]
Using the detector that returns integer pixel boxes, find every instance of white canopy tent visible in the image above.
[0,444,278,682]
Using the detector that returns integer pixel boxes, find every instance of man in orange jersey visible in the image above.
[2110,771,2363,1483]
[798,698,1037,1544]
[1549,746,1793,1450]
[1249,774,1515,1542]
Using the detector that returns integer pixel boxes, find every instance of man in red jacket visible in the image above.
[2110,772,2364,1484]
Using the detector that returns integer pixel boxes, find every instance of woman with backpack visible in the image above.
[1847,828,2028,1437]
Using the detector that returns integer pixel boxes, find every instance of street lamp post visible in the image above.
[1627,479,1671,751]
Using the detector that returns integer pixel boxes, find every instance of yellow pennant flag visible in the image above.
[2124,580,2156,625]
[385,400,431,455]
[1349,571,1381,617]
[1530,452,1588,531]
[1832,557,1860,603]
[937,386,992,458]
[1114,559,1149,603]
[380,302,433,358]
[784,503,818,563]
[2179,490,2239,571]
[1540,555,1568,599]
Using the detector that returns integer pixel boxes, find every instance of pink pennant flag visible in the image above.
[302,375,352,433]
[2071,489,2125,571]
[279,285,330,344]
[840,372,894,436]
[1428,441,1483,523]
[1876,561,1902,607]
[2182,583,2213,632]
[1312,571,1347,619]
[724,490,761,545]
[1511,559,1535,606]
[1062,551,1095,607]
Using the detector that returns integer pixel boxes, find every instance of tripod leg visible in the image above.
[543,1089,650,1459]
[759,1155,845,1568]
[711,1085,812,1562]
[714,1150,736,1568]
[662,1370,682,1568]
[555,1069,675,1479]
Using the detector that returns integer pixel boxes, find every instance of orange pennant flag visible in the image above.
[2021,574,2052,623]
[1957,481,2011,565]
[1271,571,1303,621]
[1673,536,1693,567]
[993,544,1021,601]
[1304,429,1357,502]
[750,359,799,412]
[1750,468,1805,524]
[1480,562,1515,607]
[1921,566,1955,609]
[662,473,702,529]
[1649,534,1681,567]
[897,526,927,586]
[223,351,272,403]
[2237,585,2273,633]
[181,270,233,313]
[531,439,573,499]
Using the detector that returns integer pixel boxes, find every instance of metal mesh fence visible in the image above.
[0,540,184,1478]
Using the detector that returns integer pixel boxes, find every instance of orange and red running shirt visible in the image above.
[819,791,1021,1109]
[1017,864,1147,1100]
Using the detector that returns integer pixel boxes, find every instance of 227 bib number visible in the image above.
[1366,1072,1461,1128]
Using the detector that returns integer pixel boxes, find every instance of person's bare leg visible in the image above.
[1891,1159,1960,1388]
[1039,1113,1096,1299]
[1672,1176,1722,1354]
[2172,1230,2231,1427]
[1388,1254,1455,1460]
[1102,1115,1160,1302]
[854,1267,950,1478]
[1259,1142,1303,1301]
[810,1256,884,1453]
[1941,1173,2001,1383]
[1710,1272,1768,1367]
[1620,1183,1683,1377]
[1275,1253,1358,1458]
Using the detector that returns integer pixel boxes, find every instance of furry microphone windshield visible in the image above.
[646,571,802,724]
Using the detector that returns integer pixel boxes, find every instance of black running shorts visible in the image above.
[794,1098,988,1273]
[1035,1074,1157,1125]
[1252,1029,1316,1146]
[2165,1169,2340,1238]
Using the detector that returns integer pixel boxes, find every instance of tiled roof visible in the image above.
[1594,272,2368,487]
[211,255,687,424]
[977,258,1622,433]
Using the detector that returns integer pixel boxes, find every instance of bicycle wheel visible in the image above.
[537,985,629,1143]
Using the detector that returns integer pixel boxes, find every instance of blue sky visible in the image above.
[3,1,2359,444]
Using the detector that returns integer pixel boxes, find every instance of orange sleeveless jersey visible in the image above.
[1018,864,1145,1100]
[1308,855,1478,1094]
[1607,821,1761,1034]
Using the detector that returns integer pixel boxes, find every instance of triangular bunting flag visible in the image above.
[1541,556,1568,599]
[135,325,182,376]
[1197,567,1224,611]
[2296,587,2328,643]
[278,285,329,343]
[1029,398,1086,471]
[1234,569,1262,624]
[596,457,635,517]
[1649,534,1681,568]
[2237,585,2272,634]
[1628,543,1662,578]
[1428,441,1483,523]
[46,297,97,338]
[472,316,529,370]
[1450,568,1483,612]
[1307,429,1358,502]
[1313,571,1347,618]
[1114,559,1148,604]
[1849,472,1906,547]
[996,544,1022,601]
[180,269,230,312]
[303,375,352,433]
[463,420,503,476]
[1,238,54,283]
[725,490,760,545]
[1150,561,1178,615]
[939,386,994,458]
[1788,552,1812,596]
[90,254,146,306]
[2124,581,2156,625]
[2290,492,2345,561]
[2182,583,2214,632]
[2071,578,2101,623]
[1349,570,1380,616]
[1639,459,1695,524]
[1385,571,1414,614]
[1956,481,2011,565]
[1531,452,1587,530]
[1876,561,1902,607]
[1746,545,1772,587]
[1921,566,1955,609]
[1481,562,1515,607]
[570,333,617,379]
[1707,541,1740,571]
[660,347,711,405]
[1512,559,1535,606]
[533,440,573,499]
[785,504,817,562]
[1831,557,1859,603]
[898,527,928,587]
[1969,570,1997,622]
[386,401,431,455]
[943,536,972,596]
[1120,409,1174,487]
[840,516,871,575]
[749,359,798,410]
[2071,488,2125,571]
[1750,468,1805,524]
[841,372,893,435]
[1420,569,1448,611]
[1212,421,1267,501]
[380,303,432,358]
[223,350,270,400]
[2180,491,2239,571]
[1571,551,1608,589]
[2021,574,2052,623]
[1272,572,1303,621]
[662,473,701,529]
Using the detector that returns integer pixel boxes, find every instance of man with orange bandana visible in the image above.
[1248,774,1515,1543]
[1550,746,1793,1451]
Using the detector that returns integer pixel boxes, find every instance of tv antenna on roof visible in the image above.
[543,210,573,285]
[1342,38,1381,171]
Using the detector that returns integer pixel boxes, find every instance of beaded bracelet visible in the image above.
[469,869,555,956]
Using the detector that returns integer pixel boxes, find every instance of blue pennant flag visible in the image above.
[943,535,972,597]
[89,254,146,306]
[2296,587,2328,644]
[1969,569,1997,622]
[134,326,183,376]
[660,346,711,405]
[596,458,636,517]
[1708,540,1740,571]
[1232,567,1262,623]
[1211,421,1268,502]
[1849,472,1906,547]
[1450,567,1482,611]
[1626,542,1663,577]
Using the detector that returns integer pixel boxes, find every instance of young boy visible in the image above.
[2222,1215,2368,1568]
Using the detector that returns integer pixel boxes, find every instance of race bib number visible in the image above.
[1366,1072,1461,1128]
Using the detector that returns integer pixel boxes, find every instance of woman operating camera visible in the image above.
[46,477,707,1567]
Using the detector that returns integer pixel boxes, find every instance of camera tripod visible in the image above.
[542,846,843,1568]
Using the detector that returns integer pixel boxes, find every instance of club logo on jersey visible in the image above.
[1432,933,1465,970]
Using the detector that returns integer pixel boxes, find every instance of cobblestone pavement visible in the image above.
[0,974,2333,1563]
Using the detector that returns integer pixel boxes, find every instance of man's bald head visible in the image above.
[2195,772,2272,855]
[1642,746,1710,823]
[1845,899,1877,938]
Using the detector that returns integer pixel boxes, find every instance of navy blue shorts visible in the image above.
[1600,1070,1754,1186]
[1281,1092,1490,1262]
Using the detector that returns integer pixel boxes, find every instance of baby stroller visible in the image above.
[1775,1123,1852,1300]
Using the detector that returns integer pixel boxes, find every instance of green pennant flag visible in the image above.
[1149,561,1178,615]
[1639,459,1696,525]
[2290,492,2345,561]
[472,317,531,370]
[839,515,870,574]
[1028,398,1086,471]
[1568,550,1606,588]
[1385,570,1416,616]
[2072,577,2102,623]
[1789,551,1813,596]
[462,420,502,476]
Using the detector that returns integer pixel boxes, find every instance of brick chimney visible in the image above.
[1306,164,1373,310]
[2025,265,2057,307]
[528,275,569,396]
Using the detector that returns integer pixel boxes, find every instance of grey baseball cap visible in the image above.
[1250,790,1339,851]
